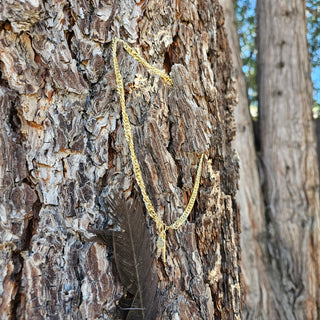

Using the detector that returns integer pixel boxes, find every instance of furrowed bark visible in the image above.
[220,1,269,319]
[0,1,241,319]
[257,0,320,318]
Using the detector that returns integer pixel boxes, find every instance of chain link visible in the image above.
[112,37,204,263]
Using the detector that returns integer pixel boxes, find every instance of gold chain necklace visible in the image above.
[112,37,204,263]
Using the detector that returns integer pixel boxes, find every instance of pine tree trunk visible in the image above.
[0,0,241,319]
[257,0,320,319]
[316,118,320,181]
[220,1,269,319]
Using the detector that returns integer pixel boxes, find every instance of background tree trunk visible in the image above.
[316,118,320,181]
[0,1,241,319]
[257,0,320,319]
[220,1,269,319]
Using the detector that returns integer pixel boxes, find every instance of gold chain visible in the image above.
[112,37,204,263]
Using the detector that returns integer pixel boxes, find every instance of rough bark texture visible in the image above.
[316,118,320,181]
[257,0,320,319]
[0,0,241,319]
[220,1,269,319]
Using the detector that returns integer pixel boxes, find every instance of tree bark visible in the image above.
[0,1,241,319]
[316,118,320,181]
[257,0,320,319]
[220,1,270,319]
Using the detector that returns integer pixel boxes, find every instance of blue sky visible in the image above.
[312,70,320,103]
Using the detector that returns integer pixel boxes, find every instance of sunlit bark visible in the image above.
[0,1,241,319]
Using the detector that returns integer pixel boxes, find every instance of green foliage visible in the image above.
[306,2,320,68]
[313,101,320,119]
[306,2,320,101]
[234,0,257,109]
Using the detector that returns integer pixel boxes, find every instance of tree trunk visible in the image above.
[220,1,269,319]
[0,1,241,319]
[257,0,320,319]
[316,118,320,181]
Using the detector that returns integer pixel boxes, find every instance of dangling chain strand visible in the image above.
[112,37,204,263]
